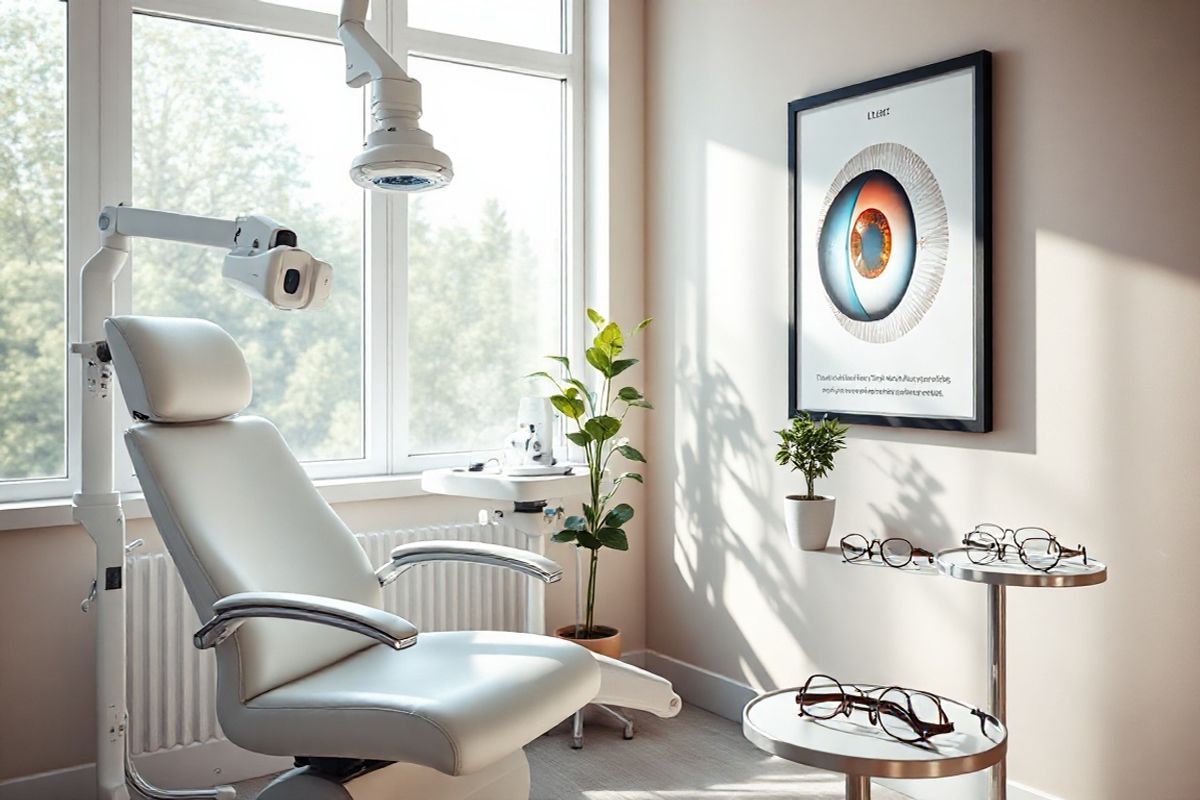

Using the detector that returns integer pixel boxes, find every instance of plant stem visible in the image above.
[806,474,815,501]
[585,547,599,637]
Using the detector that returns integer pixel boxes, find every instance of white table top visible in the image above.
[421,466,591,503]
[743,687,1006,780]
[936,547,1108,588]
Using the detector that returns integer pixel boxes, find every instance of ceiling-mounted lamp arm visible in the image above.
[337,0,453,192]
[338,0,406,87]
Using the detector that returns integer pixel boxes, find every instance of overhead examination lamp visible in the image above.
[338,0,454,191]
[74,206,330,800]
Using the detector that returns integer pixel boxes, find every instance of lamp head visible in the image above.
[222,215,332,310]
[350,125,453,193]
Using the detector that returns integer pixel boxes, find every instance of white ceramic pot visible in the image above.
[783,495,836,551]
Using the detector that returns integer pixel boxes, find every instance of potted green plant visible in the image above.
[775,412,848,550]
[528,309,651,658]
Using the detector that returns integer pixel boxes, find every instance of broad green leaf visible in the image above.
[609,358,638,377]
[603,503,634,527]
[628,399,654,409]
[586,308,606,328]
[565,377,590,398]
[551,394,582,419]
[525,370,555,382]
[634,317,653,332]
[585,346,612,375]
[595,322,624,357]
[564,385,578,399]
[617,386,643,402]
[576,530,601,550]
[616,444,646,463]
[544,355,570,369]
[566,430,592,447]
[551,530,577,544]
[564,515,586,531]
[596,527,629,551]
[584,415,622,441]
[618,471,643,484]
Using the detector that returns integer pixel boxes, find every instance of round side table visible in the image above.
[936,547,1107,799]
[743,687,1007,799]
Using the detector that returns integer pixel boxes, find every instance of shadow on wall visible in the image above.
[867,449,956,548]
[671,346,791,690]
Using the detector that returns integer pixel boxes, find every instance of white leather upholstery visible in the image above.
[126,416,384,699]
[223,630,600,774]
[112,314,603,784]
[106,316,251,422]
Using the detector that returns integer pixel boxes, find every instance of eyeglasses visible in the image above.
[840,534,934,569]
[796,674,998,743]
[797,674,1001,744]
[963,524,1089,573]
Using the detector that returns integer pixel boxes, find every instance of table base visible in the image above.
[846,774,870,799]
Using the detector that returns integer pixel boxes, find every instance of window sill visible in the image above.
[0,473,428,533]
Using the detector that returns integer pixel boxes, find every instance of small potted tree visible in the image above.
[775,412,848,550]
[528,309,651,658]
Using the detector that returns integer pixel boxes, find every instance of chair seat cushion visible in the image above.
[218,630,601,775]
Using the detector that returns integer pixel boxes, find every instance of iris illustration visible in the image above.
[818,170,915,322]
[814,143,947,344]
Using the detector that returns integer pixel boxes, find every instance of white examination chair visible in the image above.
[104,315,604,800]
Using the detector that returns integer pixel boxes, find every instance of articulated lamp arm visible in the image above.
[338,0,407,86]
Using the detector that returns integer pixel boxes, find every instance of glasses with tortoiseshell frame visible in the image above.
[795,674,1002,744]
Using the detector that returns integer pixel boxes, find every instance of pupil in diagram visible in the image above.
[851,208,891,279]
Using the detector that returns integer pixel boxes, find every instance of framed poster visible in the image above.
[789,51,991,432]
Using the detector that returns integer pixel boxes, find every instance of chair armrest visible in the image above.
[194,591,419,651]
[376,540,563,588]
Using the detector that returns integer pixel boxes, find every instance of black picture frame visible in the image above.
[788,50,992,432]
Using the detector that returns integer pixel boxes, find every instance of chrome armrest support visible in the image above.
[376,540,563,588]
[194,591,418,651]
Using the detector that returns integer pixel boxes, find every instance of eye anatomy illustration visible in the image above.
[815,143,948,343]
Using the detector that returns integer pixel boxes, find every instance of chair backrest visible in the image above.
[106,315,383,700]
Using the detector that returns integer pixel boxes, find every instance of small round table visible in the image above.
[743,687,1007,799]
[936,548,1107,799]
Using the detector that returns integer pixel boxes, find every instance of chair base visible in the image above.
[257,750,531,800]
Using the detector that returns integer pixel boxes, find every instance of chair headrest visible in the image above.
[105,316,252,423]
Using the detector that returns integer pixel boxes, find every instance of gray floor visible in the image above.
[233,704,908,799]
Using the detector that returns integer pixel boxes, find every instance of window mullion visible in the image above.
[389,0,413,474]
[63,0,103,501]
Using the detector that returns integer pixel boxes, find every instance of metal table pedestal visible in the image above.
[846,773,871,799]
[937,548,1107,800]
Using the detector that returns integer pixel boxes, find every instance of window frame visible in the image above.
[0,0,584,502]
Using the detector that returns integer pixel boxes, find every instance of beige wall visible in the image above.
[644,1,1200,798]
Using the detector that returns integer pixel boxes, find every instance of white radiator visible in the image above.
[125,522,529,756]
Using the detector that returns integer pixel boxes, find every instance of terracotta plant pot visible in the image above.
[555,624,622,659]
[784,494,837,551]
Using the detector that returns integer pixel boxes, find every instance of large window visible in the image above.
[0,0,66,484]
[131,15,366,464]
[407,58,564,454]
[0,0,582,501]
